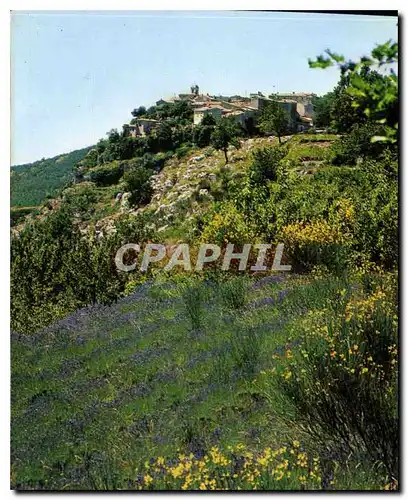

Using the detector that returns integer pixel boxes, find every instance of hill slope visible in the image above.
[11,146,93,207]
[11,272,397,491]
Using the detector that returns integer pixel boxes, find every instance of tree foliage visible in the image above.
[309,40,398,142]
[259,101,289,144]
[210,117,242,164]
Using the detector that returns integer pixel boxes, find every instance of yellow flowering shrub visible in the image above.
[270,272,398,481]
[200,203,258,246]
[281,219,349,272]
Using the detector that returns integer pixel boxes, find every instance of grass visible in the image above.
[286,143,331,163]
[11,272,397,490]
[291,134,340,143]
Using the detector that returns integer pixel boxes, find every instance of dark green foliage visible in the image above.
[181,283,204,330]
[63,183,98,216]
[230,324,261,376]
[331,122,388,166]
[131,105,147,118]
[10,208,156,335]
[150,122,174,152]
[193,124,215,148]
[136,100,193,124]
[123,167,153,207]
[278,285,398,479]
[10,206,37,227]
[259,101,289,144]
[311,93,335,128]
[329,74,367,133]
[201,114,216,126]
[10,209,121,334]
[210,117,242,164]
[11,147,92,207]
[218,276,248,310]
[86,162,124,186]
[249,146,287,185]
[97,131,148,164]
[309,41,398,141]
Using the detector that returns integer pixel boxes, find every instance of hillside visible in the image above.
[11,146,93,207]
[11,40,399,492]
[11,272,397,490]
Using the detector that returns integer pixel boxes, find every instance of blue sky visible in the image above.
[11,11,397,165]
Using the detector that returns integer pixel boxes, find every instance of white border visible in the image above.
[2,3,402,498]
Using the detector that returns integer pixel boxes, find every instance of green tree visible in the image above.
[201,113,217,126]
[259,101,289,144]
[210,117,242,164]
[123,167,153,206]
[249,146,287,185]
[309,40,398,142]
[311,92,335,128]
[131,106,147,118]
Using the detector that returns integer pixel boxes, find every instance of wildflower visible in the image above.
[143,474,153,486]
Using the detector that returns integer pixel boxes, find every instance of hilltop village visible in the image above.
[124,85,315,138]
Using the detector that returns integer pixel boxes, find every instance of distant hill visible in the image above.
[10,146,93,207]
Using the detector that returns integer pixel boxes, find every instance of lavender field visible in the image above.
[11,272,398,490]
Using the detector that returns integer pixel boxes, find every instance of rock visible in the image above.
[190,155,205,163]
[177,190,193,202]
[120,192,132,212]
[154,204,167,214]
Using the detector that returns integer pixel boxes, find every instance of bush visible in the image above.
[281,220,349,273]
[230,324,261,376]
[86,162,124,186]
[249,146,287,185]
[10,208,126,334]
[123,167,153,207]
[273,275,398,480]
[181,282,204,330]
[218,276,248,310]
[175,144,192,159]
[200,202,257,246]
[63,183,99,216]
[331,122,388,166]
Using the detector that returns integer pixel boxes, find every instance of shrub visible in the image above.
[181,282,204,330]
[200,202,257,246]
[86,162,124,186]
[281,220,349,273]
[63,183,99,216]
[272,275,398,480]
[331,122,388,166]
[218,276,248,310]
[230,324,261,376]
[175,144,192,159]
[248,146,287,185]
[123,167,153,207]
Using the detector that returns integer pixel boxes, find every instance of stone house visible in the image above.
[123,118,159,138]
[193,106,224,125]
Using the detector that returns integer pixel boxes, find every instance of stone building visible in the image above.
[123,118,159,138]
[193,106,224,125]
